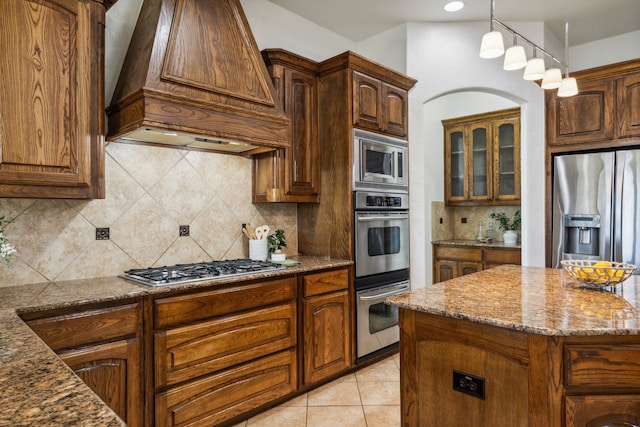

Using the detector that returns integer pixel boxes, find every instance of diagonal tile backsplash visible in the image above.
[0,143,298,287]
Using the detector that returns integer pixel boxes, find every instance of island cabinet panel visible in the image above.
[406,312,530,427]
[153,277,298,427]
[565,345,640,389]
[565,395,640,427]
[0,0,106,198]
[301,268,352,386]
[24,300,144,427]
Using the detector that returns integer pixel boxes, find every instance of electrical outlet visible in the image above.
[439,217,443,224]
[179,225,190,237]
[453,370,485,400]
[96,227,110,240]
[461,217,467,224]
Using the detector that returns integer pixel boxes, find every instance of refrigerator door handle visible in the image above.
[613,152,625,263]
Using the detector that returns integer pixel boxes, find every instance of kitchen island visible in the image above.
[386,265,640,427]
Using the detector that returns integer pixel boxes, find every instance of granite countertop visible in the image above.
[0,256,351,426]
[432,239,521,249]
[387,265,640,336]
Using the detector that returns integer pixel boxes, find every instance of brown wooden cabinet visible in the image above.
[443,108,520,206]
[545,59,640,152]
[23,300,143,427]
[564,344,640,427]
[353,71,410,137]
[432,243,521,283]
[153,277,297,427]
[253,49,320,203]
[301,268,351,385]
[298,51,416,259]
[0,0,107,198]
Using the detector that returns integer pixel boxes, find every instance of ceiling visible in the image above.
[267,0,640,46]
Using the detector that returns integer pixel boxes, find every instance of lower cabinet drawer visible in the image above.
[155,302,296,388]
[565,394,640,427]
[155,349,297,427]
[565,345,640,389]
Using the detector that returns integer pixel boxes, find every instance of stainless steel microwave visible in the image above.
[353,129,408,192]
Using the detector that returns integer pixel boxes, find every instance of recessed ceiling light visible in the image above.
[444,1,465,12]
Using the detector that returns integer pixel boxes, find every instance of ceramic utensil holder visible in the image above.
[249,239,268,261]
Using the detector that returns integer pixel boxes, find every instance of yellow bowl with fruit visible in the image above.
[561,260,637,288]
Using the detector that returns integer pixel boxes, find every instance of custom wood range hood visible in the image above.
[106,0,290,155]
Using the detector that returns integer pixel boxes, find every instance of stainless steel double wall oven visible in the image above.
[353,129,410,361]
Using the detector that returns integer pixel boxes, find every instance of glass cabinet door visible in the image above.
[445,126,467,202]
[493,118,520,201]
[469,124,491,202]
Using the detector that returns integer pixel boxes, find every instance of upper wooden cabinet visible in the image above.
[443,108,521,206]
[0,0,108,198]
[353,71,410,137]
[253,49,320,203]
[546,59,640,152]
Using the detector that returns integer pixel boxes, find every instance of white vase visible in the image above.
[503,230,517,246]
[249,239,268,261]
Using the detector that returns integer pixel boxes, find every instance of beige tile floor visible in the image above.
[233,353,401,427]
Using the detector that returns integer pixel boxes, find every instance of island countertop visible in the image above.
[386,265,640,336]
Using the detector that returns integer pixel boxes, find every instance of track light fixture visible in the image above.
[479,1,578,96]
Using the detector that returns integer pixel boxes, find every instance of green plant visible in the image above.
[490,210,521,231]
[0,215,16,267]
[267,229,287,254]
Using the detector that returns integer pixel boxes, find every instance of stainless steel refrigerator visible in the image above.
[552,150,640,268]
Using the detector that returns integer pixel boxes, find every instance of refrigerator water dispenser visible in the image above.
[564,214,600,256]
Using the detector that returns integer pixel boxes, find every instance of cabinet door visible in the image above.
[353,71,382,131]
[283,67,320,201]
[435,260,456,283]
[469,123,491,203]
[303,291,351,385]
[60,338,143,427]
[546,78,615,147]
[0,0,104,198]
[382,83,409,137]
[565,395,640,427]
[460,262,481,276]
[253,52,319,203]
[493,117,521,202]
[444,125,468,204]
[617,72,640,139]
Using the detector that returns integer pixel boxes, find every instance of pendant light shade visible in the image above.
[479,31,505,59]
[558,77,579,97]
[523,58,545,81]
[541,68,563,89]
[503,45,527,70]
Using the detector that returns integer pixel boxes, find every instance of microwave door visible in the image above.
[362,143,395,182]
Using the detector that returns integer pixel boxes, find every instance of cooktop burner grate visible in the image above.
[121,259,285,286]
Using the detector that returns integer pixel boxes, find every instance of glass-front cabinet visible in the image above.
[442,108,520,206]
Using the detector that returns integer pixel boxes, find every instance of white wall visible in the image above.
[570,30,640,71]
[241,0,354,61]
[355,24,408,74]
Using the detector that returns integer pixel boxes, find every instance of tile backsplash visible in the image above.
[431,201,520,242]
[0,143,297,287]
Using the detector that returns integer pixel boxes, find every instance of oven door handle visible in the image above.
[358,285,410,301]
[357,214,409,222]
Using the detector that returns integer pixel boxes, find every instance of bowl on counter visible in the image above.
[561,260,637,289]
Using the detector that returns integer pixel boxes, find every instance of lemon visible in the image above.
[594,261,612,275]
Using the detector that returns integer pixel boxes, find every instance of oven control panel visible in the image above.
[354,191,408,210]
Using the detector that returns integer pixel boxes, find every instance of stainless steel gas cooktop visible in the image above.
[121,259,285,287]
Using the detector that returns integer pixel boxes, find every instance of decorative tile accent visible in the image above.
[0,143,298,287]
